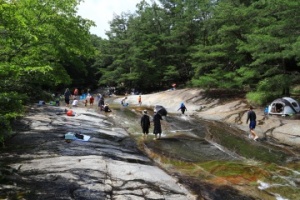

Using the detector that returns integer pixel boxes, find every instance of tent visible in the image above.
[268,97,300,116]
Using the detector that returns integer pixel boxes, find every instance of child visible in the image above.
[138,95,142,106]
[85,94,91,107]
[90,95,94,106]
[98,96,104,111]
[55,93,60,106]
[121,97,128,106]
[72,97,79,107]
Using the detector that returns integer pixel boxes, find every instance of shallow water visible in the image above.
[107,100,300,200]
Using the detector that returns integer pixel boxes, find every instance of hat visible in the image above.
[143,110,147,114]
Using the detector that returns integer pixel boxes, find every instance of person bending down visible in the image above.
[104,104,112,112]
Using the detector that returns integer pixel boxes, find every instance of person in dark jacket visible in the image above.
[140,110,150,139]
[104,104,112,112]
[153,111,162,139]
[178,102,187,114]
[246,106,258,141]
[98,96,105,111]
[64,88,71,107]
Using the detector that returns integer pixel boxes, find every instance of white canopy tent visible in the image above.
[268,97,300,116]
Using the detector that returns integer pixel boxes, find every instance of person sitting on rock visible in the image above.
[72,97,79,107]
[121,97,128,106]
[104,104,112,112]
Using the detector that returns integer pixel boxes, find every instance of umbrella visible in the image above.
[154,105,168,116]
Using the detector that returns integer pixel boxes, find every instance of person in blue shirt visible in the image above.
[178,102,187,114]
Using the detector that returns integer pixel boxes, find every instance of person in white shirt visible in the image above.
[72,98,79,107]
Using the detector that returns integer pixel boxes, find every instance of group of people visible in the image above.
[140,103,258,142]
[84,94,94,107]
[121,95,142,107]
[65,88,259,142]
[62,88,112,113]
[140,102,188,140]
[140,109,163,140]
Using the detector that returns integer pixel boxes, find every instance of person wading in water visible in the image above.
[140,110,150,139]
[246,106,259,141]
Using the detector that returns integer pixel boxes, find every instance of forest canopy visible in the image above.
[94,0,300,102]
[0,0,95,143]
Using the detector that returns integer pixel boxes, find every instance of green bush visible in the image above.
[0,92,26,145]
[246,91,279,106]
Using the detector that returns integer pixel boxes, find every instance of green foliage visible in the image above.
[0,92,26,143]
[191,75,217,89]
[246,91,277,106]
[0,0,95,143]
[1,0,298,117]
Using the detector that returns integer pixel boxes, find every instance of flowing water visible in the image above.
[106,100,300,200]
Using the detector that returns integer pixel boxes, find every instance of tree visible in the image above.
[240,0,300,102]
[191,0,254,89]
[0,0,95,142]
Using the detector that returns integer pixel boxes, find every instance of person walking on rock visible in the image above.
[178,102,187,114]
[85,94,91,107]
[246,106,259,141]
[138,95,142,106]
[98,96,104,111]
[153,111,162,140]
[140,110,150,139]
[89,95,94,106]
[64,88,71,107]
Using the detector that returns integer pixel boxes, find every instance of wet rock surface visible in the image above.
[115,89,300,200]
[122,89,300,149]
[2,89,300,200]
[0,106,195,200]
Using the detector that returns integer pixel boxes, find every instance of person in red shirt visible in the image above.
[89,95,94,106]
[73,88,78,97]
[138,95,142,106]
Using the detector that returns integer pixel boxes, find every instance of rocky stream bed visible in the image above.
[1,88,300,200]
